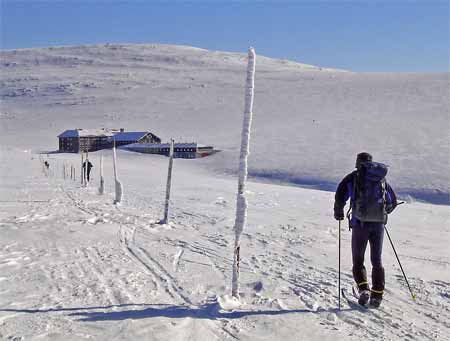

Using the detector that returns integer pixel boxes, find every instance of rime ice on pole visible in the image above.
[113,144,123,204]
[99,154,104,195]
[231,47,256,299]
[161,139,175,225]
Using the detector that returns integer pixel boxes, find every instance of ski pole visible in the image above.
[384,225,416,301]
[338,220,341,310]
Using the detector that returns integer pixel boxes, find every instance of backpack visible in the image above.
[352,161,388,223]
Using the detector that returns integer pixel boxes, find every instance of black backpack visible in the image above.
[352,161,388,223]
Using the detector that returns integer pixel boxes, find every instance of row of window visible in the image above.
[174,154,196,159]
[148,148,196,153]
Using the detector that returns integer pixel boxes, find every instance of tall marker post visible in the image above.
[113,141,123,204]
[85,151,89,186]
[231,47,256,299]
[81,152,84,186]
[161,139,175,225]
[99,154,104,195]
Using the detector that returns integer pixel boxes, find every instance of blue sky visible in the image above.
[1,1,448,72]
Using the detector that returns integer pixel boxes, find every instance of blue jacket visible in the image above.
[334,170,397,224]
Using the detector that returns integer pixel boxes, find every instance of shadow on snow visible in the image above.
[248,170,450,206]
[0,302,354,322]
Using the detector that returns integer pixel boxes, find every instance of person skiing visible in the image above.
[334,152,397,307]
[82,159,93,182]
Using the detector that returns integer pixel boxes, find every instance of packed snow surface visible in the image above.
[0,44,449,340]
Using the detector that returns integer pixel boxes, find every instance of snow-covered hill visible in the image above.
[0,44,449,340]
[1,44,448,203]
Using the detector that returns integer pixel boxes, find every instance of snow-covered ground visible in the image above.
[0,44,449,340]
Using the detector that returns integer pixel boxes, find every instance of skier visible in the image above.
[82,159,94,182]
[334,152,397,307]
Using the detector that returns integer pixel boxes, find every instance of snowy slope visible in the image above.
[0,44,449,340]
[1,44,448,203]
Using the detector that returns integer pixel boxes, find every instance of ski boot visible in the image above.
[369,291,383,308]
[358,290,370,306]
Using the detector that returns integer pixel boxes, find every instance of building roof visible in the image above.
[110,132,149,142]
[125,142,199,150]
[123,142,213,151]
[58,128,117,138]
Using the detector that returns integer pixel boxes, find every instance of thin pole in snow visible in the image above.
[99,154,104,195]
[81,152,84,186]
[113,140,123,204]
[231,47,256,299]
[384,225,416,301]
[161,138,175,225]
[85,151,89,186]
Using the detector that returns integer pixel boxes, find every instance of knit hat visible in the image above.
[355,152,373,168]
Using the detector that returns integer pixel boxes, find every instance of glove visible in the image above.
[334,210,344,221]
[386,203,396,214]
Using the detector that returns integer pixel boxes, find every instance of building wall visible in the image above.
[173,152,196,159]
[115,134,161,147]
[59,137,79,153]
[79,136,109,152]
[141,134,161,144]
[115,140,133,147]
[127,145,200,158]
[197,147,214,158]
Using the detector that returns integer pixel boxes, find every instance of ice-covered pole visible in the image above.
[231,47,256,298]
[85,151,89,186]
[81,152,84,185]
[113,142,123,204]
[161,139,175,225]
[99,154,104,195]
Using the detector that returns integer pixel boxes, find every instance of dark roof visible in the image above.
[58,130,78,138]
[58,128,116,138]
[123,142,210,150]
[110,132,149,142]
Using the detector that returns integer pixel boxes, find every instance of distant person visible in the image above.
[83,159,93,182]
[334,152,397,308]
[44,161,49,169]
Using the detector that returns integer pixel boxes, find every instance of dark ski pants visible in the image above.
[351,220,385,294]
